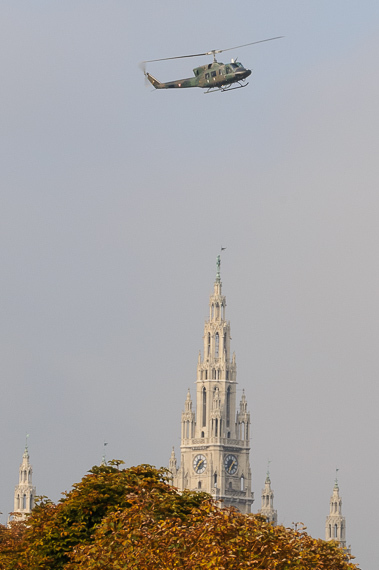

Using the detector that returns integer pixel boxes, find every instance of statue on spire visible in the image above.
[216,254,221,282]
[267,459,271,480]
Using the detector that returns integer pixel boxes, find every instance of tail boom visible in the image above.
[145,72,165,89]
[145,72,197,89]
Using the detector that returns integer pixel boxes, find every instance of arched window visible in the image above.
[22,494,26,510]
[329,524,331,538]
[215,418,218,437]
[334,524,338,538]
[30,494,33,509]
[207,333,211,356]
[227,431,230,438]
[215,333,219,357]
[226,386,231,427]
[198,481,202,489]
[16,494,20,509]
[229,481,233,490]
[202,388,206,427]
[201,431,204,438]
[241,476,244,491]
[214,472,217,486]
[223,332,227,355]
[211,304,214,319]
[216,303,220,319]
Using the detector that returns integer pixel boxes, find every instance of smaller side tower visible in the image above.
[13,441,36,520]
[259,467,277,525]
[325,475,349,552]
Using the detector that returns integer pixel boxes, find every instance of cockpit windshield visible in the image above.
[230,62,244,69]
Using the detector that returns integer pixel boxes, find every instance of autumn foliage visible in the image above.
[0,463,358,570]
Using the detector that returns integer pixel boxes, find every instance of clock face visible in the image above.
[224,454,238,475]
[193,454,207,474]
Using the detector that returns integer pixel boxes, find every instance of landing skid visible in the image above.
[204,81,249,94]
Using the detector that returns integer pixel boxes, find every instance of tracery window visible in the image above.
[202,388,206,427]
[226,386,231,427]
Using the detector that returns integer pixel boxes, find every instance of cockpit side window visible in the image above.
[225,66,232,74]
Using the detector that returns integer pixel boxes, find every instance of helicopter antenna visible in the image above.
[142,36,284,65]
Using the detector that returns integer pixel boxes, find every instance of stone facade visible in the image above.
[170,257,253,513]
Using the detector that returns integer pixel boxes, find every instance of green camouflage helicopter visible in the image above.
[141,37,283,94]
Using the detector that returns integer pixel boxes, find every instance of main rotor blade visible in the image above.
[142,36,284,64]
[143,52,210,63]
[214,36,284,55]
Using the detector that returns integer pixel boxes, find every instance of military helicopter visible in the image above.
[141,37,283,94]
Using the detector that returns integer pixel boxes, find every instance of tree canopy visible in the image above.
[0,463,358,570]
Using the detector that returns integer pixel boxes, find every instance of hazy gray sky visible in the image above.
[1,2,379,567]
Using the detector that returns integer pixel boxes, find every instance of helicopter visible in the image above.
[141,37,283,94]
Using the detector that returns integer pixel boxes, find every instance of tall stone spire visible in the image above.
[259,465,277,525]
[325,474,349,551]
[170,256,253,513]
[13,438,36,520]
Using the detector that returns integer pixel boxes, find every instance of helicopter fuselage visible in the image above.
[146,61,251,91]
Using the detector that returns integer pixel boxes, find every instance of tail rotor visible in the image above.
[139,61,150,88]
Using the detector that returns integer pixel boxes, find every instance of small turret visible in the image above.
[325,472,350,554]
[169,447,178,477]
[259,465,277,525]
[236,390,250,442]
[185,389,193,412]
[181,389,195,440]
[12,437,36,521]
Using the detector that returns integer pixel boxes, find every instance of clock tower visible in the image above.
[170,256,253,513]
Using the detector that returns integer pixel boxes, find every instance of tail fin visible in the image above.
[145,72,164,89]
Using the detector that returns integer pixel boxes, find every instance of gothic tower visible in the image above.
[259,468,277,525]
[170,256,253,513]
[13,442,36,520]
[325,476,348,550]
